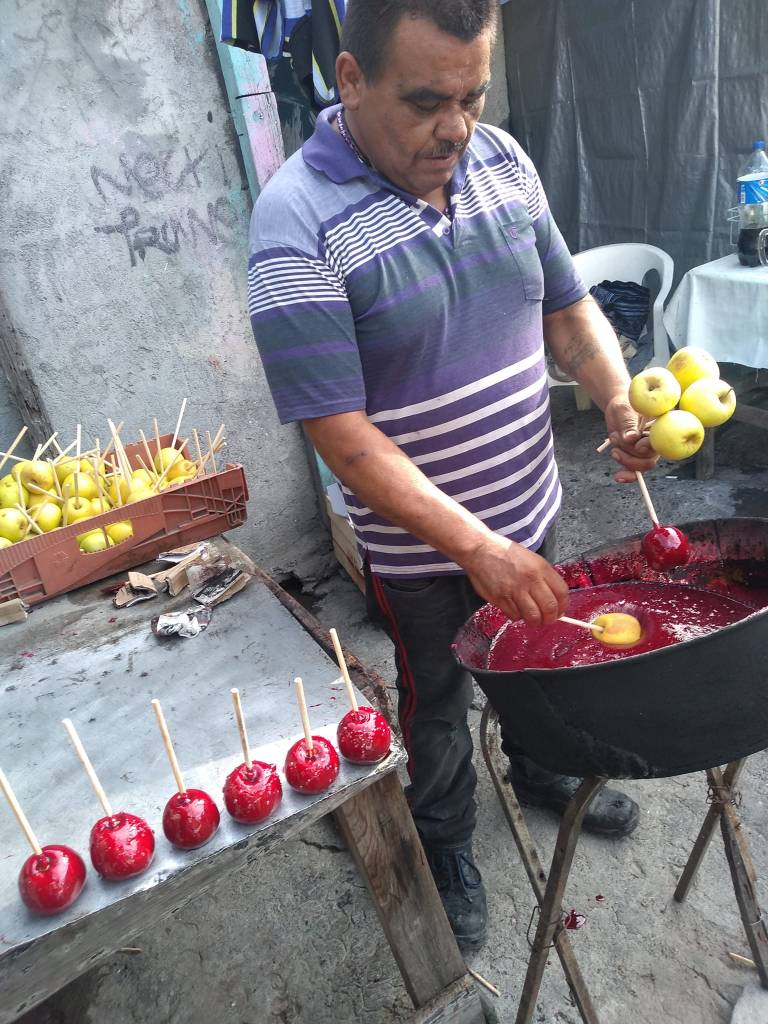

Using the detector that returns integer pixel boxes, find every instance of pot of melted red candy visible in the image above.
[284,677,340,794]
[453,517,768,781]
[1,768,88,916]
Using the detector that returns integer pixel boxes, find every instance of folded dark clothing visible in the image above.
[590,279,650,344]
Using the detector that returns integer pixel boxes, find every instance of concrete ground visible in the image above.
[20,386,768,1024]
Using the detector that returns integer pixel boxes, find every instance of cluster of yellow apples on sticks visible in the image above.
[0,399,226,555]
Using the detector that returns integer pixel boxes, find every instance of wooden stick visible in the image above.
[16,504,43,536]
[153,438,189,490]
[206,431,217,475]
[210,423,225,451]
[728,951,756,969]
[109,456,124,508]
[466,966,500,999]
[90,455,111,546]
[170,398,187,452]
[192,429,204,474]
[51,437,78,463]
[62,718,113,817]
[135,453,158,482]
[596,438,612,454]
[230,688,252,768]
[107,419,132,481]
[635,472,659,527]
[35,432,59,460]
[101,421,124,461]
[0,768,43,856]
[27,483,63,504]
[0,425,28,475]
[329,628,358,712]
[48,460,63,499]
[151,699,186,794]
[0,450,26,465]
[153,417,162,463]
[560,615,605,634]
[139,430,157,477]
[293,677,314,753]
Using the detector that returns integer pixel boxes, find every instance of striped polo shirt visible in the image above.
[248,106,586,577]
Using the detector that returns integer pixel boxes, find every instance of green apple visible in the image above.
[666,346,719,392]
[106,520,133,544]
[628,368,682,418]
[649,410,706,460]
[62,472,98,502]
[77,529,113,553]
[63,497,93,525]
[32,501,62,533]
[0,474,27,509]
[0,508,27,543]
[679,379,736,428]
[14,460,55,491]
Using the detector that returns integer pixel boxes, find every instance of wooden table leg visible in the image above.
[695,428,715,480]
[334,770,484,1019]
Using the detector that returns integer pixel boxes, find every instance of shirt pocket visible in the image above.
[498,213,545,302]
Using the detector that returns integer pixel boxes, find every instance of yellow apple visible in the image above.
[63,497,93,525]
[649,410,706,460]
[166,474,196,487]
[592,613,642,647]
[666,346,719,392]
[32,501,62,533]
[0,537,13,550]
[14,460,55,491]
[679,379,736,428]
[131,468,153,487]
[27,488,58,509]
[126,482,153,503]
[167,458,197,481]
[0,508,27,543]
[107,477,131,505]
[62,473,98,502]
[77,529,113,552]
[0,474,27,508]
[55,457,80,483]
[106,520,133,544]
[628,368,682,418]
[153,447,183,474]
[89,498,112,515]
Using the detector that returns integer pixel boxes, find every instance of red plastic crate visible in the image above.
[0,435,248,607]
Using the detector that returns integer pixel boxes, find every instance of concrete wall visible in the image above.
[0,0,321,576]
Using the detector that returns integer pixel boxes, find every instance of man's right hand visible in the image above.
[464,535,569,626]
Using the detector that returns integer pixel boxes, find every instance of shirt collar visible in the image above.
[303,103,472,206]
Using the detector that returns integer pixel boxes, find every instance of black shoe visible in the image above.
[507,755,640,838]
[424,843,488,952]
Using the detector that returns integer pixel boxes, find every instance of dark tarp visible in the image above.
[502,0,768,280]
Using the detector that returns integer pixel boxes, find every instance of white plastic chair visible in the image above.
[547,243,675,406]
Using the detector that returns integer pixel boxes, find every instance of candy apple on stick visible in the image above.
[284,678,340,794]
[329,628,391,765]
[0,767,86,916]
[223,688,282,824]
[151,699,220,850]
[62,718,155,880]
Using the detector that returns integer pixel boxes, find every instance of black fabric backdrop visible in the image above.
[501,0,768,280]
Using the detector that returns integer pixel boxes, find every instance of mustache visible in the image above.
[424,141,467,158]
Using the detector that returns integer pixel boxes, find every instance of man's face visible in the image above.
[337,16,492,199]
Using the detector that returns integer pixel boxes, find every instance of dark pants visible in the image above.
[366,530,557,850]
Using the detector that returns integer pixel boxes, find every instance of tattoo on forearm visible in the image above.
[561,332,599,379]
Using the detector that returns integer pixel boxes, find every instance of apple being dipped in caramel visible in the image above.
[337,708,392,764]
[223,761,282,824]
[162,790,220,849]
[19,845,87,916]
[641,525,690,571]
[284,736,340,794]
[90,812,155,880]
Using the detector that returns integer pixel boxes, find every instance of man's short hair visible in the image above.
[340,0,497,83]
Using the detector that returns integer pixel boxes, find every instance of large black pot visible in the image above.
[453,518,768,779]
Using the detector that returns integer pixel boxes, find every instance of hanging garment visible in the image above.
[221,0,345,108]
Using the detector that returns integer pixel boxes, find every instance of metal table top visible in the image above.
[0,575,401,963]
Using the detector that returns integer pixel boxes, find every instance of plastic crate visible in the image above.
[0,435,248,608]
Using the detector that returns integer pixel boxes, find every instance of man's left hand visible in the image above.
[604,394,660,483]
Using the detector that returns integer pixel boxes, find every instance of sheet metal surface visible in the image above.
[0,578,399,957]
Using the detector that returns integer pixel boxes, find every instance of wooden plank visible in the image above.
[333,538,366,593]
[203,0,285,197]
[0,305,54,449]
[334,770,468,1009]
[411,975,487,1024]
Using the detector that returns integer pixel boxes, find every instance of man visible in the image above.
[248,0,657,951]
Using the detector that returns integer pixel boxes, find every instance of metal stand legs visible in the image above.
[479,707,768,1023]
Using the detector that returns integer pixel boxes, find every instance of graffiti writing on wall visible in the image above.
[91,142,241,267]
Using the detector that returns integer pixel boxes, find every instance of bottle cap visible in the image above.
[752,140,766,150]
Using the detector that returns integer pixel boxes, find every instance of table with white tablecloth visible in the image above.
[664,253,768,477]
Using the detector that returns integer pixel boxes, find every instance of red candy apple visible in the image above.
[223,761,282,824]
[284,736,340,794]
[641,524,690,571]
[337,707,392,764]
[162,789,220,849]
[90,812,155,880]
[18,845,87,916]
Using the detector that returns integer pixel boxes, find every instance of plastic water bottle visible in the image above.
[737,140,768,267]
